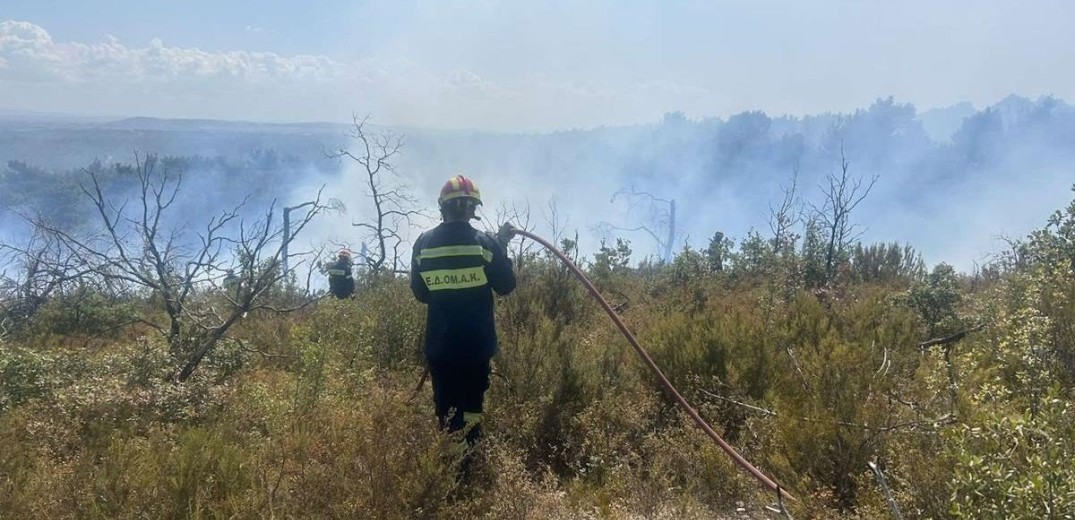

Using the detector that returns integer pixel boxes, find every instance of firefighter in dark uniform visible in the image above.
[410,175,516,454]
[223,269,240,298]
[326,249,355,299]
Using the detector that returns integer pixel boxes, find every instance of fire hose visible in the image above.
[508,227,795,503]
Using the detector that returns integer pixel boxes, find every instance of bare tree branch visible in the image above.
[601,186,676,262]
[485,200,535,264]
[810,145,878,283]
[328,114,426,276]
[918,322,988,349]
[9,153,331,382]
[769,163,803,255]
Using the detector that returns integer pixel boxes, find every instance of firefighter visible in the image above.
[223,269,241,298]
[326,249,355,299]
[410,175,516,455]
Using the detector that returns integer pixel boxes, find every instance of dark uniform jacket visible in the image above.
[326,258,355,299]
[410,222,516,364]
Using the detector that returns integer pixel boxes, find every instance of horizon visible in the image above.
[3,1,1073,131]
[0,95,1005,136]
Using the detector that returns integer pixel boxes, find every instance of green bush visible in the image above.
[0,346,56,412]
[29,285,138,338]
[948,397,1075,519]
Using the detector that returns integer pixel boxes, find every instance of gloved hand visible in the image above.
[496,222,517,247]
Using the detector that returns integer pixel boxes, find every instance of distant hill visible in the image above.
[0,117,348,170]
[100,117,348,134]
[0,108,116,125]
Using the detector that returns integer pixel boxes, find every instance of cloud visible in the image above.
[0,20,69,81]
[0,20,342,85]
[0,20,709,129]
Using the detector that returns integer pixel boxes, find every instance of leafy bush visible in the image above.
[948,397,1075,519]
[28,285,138,338]
[0,346,56,412]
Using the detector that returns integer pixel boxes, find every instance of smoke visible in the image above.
[3,97,1073,275]
[278,95,1075,273]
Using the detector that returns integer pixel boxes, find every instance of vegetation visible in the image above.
[2,149,1074,517]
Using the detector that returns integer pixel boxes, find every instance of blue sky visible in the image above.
[2,0,1073,130]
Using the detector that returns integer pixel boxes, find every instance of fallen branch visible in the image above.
[918,322,987,349]
[700,389,957,433]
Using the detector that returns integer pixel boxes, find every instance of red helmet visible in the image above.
[338,248,352,259]
[438,175,482,207]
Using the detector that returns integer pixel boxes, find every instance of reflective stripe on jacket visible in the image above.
[410,222,515,363]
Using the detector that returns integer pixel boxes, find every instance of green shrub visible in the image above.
[948,397,1075,519]
[29,285,138,338]
[0,346,56,412]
